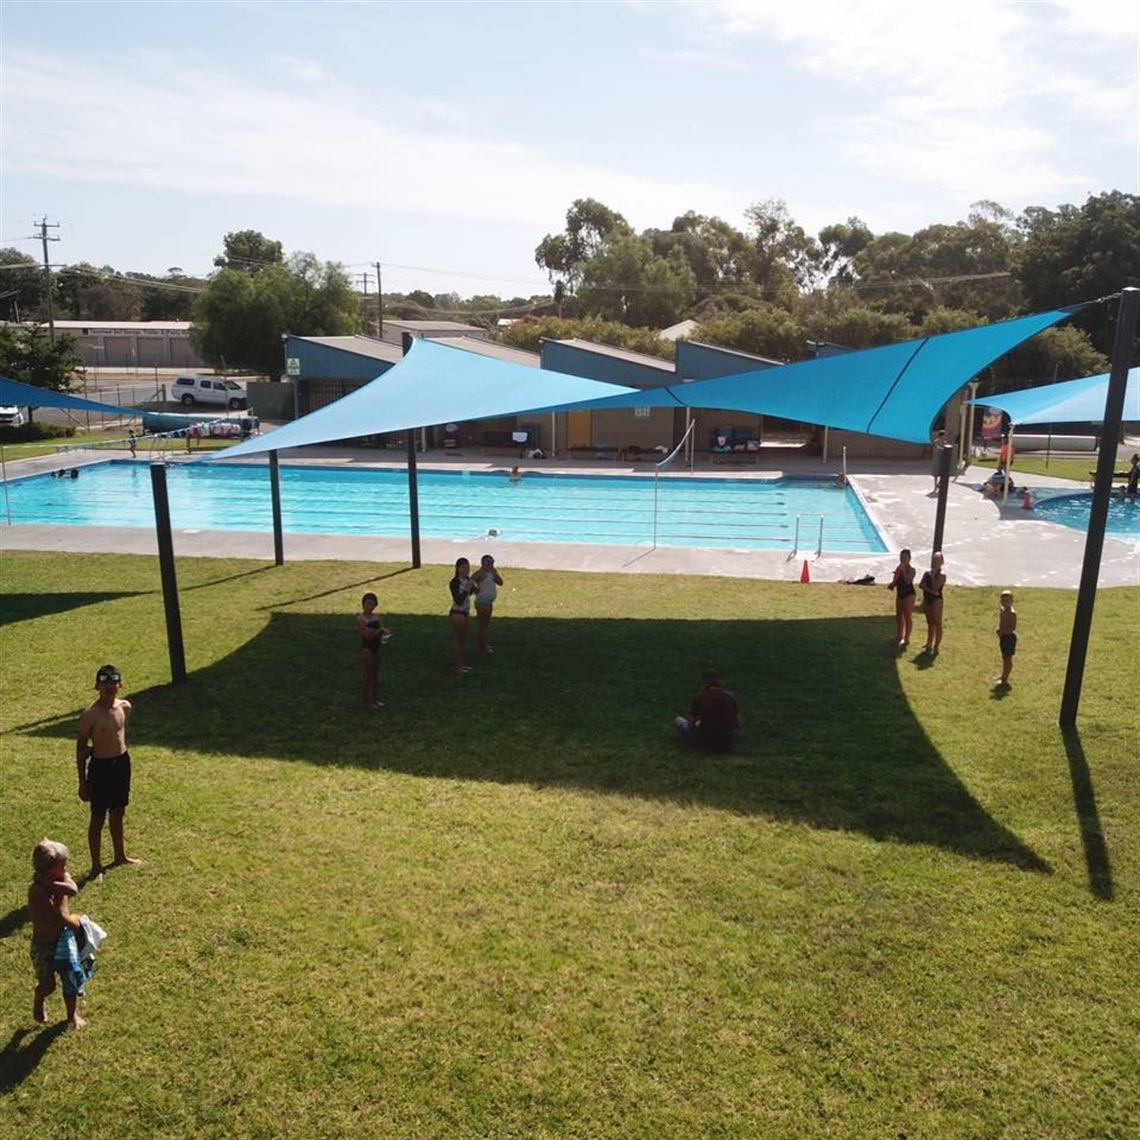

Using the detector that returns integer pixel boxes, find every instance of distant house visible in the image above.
[375,319,488,346]
[658,318,699,341]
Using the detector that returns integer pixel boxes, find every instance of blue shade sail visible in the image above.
[210,305,1090,461]
[538,308,1089,442]
[0,374,126,416]
[967,367,1139,426]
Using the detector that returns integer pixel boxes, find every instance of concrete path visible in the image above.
[2,446,1137,589]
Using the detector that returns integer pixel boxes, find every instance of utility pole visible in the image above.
[376,261,384,338]
[36,217,60,341]
[357,271,373,332]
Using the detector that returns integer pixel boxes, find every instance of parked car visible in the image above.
[0,404,25,428]
[171,375,249,410]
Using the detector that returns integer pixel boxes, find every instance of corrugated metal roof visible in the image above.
[431,336,540,368]
[294,336,403,364]
[685,340,783,367]
[51,320,192,332]
[548,338,674,371]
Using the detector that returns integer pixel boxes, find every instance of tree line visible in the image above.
[1,193,1136,395]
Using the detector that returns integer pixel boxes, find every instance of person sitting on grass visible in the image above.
[675,670,742,753]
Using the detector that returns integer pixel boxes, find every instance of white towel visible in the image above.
[79,915,108,957]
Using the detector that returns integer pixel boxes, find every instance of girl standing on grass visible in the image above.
[888,548,916,649]
[356,592,389,708]
[472,554,504,655]
[919,552,946,656]
[449,558,475,675]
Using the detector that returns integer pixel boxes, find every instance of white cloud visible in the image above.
[668,0,1139,203]
[0,51,747,234]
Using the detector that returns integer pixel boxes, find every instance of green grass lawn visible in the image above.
[1,552,1137,1138]
[970,454,1110,482]
[0,428,239,462]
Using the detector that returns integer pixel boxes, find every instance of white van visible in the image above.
[172,375,248,409]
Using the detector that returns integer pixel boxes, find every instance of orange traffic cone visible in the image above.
[800,559,811,583]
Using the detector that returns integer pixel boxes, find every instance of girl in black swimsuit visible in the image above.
[448,558,475,675]
[356,592,389,708]
[889,548,916,649]
[919,552,946,655]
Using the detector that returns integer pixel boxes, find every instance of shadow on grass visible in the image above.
[0,905,28,938]
[0,592,148,626]
[39,609,1047,873]
[179,565,277,592]
[0,1024,68,1092]
[262,565,417,610]
[1062,727,1114,901]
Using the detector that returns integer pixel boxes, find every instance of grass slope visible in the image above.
[1,551,1137,1139]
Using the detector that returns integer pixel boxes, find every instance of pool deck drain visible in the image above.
[2,447,1137,589]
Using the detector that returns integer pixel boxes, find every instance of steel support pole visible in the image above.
[269,449,284,566]
[149,463,187,684]
[402,333,422,568]
[1060,288,1139,726]
[931,444,954,552]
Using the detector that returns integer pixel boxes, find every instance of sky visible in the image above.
[1,0,1137,301]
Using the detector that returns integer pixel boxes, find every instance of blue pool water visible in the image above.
[1032,492,1140,541]
[2,461,888,553]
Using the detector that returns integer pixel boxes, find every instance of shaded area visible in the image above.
[0,905,28,939]
[0,1024,69,1093]
[22,610,1049,871]
[0,591,147,626]
[1062,727,1114,900]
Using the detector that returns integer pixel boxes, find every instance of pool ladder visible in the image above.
[787,515,824,561]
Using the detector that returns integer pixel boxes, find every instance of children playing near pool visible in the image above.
[919,551,946,656]
[472,554,504,655]
[76,665,141,881]
[449,557,476,675]
[356,592,391,709]
[888,548,917,650]
[28,839,88,1028]
[996,590,1018,688]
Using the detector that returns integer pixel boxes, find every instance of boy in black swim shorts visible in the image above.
[77,665,142,880]
[995,591,1018,688]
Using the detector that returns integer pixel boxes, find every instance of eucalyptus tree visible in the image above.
[0,248,46,322]
[577,233,697,327]
[534,198,632,296]
[1017,191,1140,356]
[193,240,358,378]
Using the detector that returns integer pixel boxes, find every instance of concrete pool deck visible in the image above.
[2,445,1137,589]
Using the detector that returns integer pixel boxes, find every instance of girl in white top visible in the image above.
[472,554,504,655]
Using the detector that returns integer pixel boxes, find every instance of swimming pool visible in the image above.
[1032,492,1140,542]
[2,461,888,553]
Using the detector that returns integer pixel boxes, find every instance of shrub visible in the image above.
[0,421,76,442]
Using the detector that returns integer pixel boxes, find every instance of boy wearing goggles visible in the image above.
[77,665,142,881]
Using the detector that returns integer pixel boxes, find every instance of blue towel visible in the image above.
[53,928,95,997]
